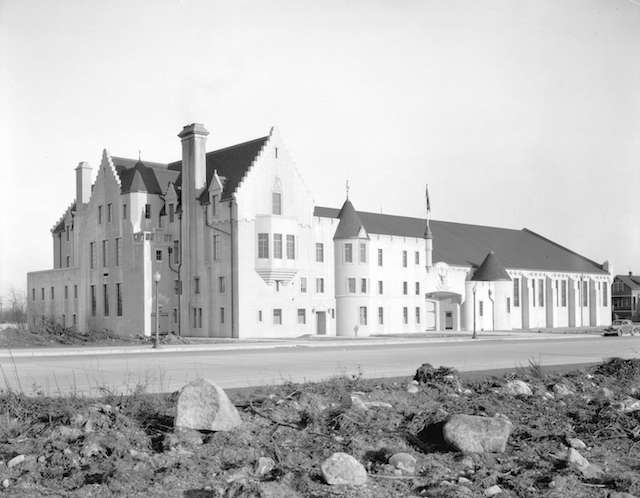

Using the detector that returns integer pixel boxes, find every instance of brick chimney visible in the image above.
[75,161,92,205]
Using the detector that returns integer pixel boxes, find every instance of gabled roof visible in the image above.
[614,275,640,290]
[471,251,512,281]
[333,199,368,240]
[112,158,179,195]
[314,206,607,275]
[168,136,269,200]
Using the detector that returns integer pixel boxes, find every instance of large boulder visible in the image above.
[501,380,532,397]
[443,414,513,454]
[175,378,242,431]
[321,452,367,485]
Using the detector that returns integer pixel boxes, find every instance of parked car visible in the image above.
[603,319,640,336]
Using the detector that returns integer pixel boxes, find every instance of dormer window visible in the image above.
[272,192,282,215]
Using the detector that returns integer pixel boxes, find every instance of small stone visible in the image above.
[52,426,83,441]
[616,397,640,413]
[458,476,472,485]
[255,456,276,476]
[37,456,46,464]
[542,391,555,400]
[566,448,589,468]
[350,394,369,411]
[321,452,367,486]
[364,401,392,409]
[81,439,104,458]
[407,381,419,394]
[388,453,416,474]
[502,380,533,396]
[7,455,25,468]
[442,414,513,454]
[2,479,9,488]
[567,437,586,450]
[565,448,604,478]
[594,387,614,402]
[175,378,242,431]
[553,383,574,397]
[460,455,475,471]
[484,485,502,496]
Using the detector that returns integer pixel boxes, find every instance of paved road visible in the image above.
[1,336,639,396]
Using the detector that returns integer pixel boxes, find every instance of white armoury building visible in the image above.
[27,123,612,338]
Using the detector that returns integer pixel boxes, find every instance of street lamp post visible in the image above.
[153,271,161,349]
[472,284,477,339]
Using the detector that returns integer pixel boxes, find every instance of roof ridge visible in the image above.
[522,228,604,273]
[167,135,270,168]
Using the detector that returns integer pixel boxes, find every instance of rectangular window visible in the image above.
[41,288,44,300]
[116,283,123,316]
[72,314,76,327]
[403,281,408,295]
[348,278,356,293]
[402,250,407,267]
[258,233,269,258]
[115,238,121,266]
[378,306,384,325]
[415,251,420,265]
[66,225,70,241]
[300,277,307,293]
[211,196,216,216]
[173,240,180,264]
[107,203,112,223]
[561,280,567,307]
[90,242,95,269]
[286,235,295,260]
[274,234,283,259]
[583,281,588,306]
[316,278,324,293]
[360,278,367,294]
[273,309,282,325]
[174,280,181,295]
[194,277,200,294]
[66,256,70,267]
[415,282,420,295]
[532,280,536,307]
[538,279,544,307]
[220,307,225,324]
[103,284,109,316]
[603,283,608,306]
[198,308,202,328]
[479,301,484,316]
[90,285,96,316]
[344,243,353,263]
[359,306,367,326]
[258,310,262,322]
[507,297,511,313]
[359,243,367,263]
[98,205,103,224]
[155,250,162,261]
[378,248,383,266]
[272,192,282,215]
[122,203,127,219]
[297,308,306,324]
[50,286,54,299]
[169,203,175,223]
[145,204,151,219]
[403,307,408,324]
[415,307,421,324]
[213,235,219,261]
[32,288,35,301]
[555,280,559,307]
[513,278,520,307]
[64,285,68,299]
[315,243,324,262]
[173,308,177,323]
[102,239,108,267]
[74,284,78,299]
[193,308,197,328]
[378,280,383,295]
[62,314,66,328]
[219,276,225,293]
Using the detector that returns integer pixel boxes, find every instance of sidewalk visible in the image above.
[0,328,603,358]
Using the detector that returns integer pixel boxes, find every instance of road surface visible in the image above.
[1,336,639,396]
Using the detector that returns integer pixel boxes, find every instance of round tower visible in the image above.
[333,197,372,337]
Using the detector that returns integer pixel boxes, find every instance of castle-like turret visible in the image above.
[333,195,371,336]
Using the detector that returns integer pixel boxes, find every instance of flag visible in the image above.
[425,184,431,214]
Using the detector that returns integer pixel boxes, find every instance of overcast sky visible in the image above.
[1,0,639,299]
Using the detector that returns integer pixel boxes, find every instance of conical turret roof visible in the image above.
[333,198,368,240]
[471,251,512,281]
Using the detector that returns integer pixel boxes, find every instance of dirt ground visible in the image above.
[0,359,639,497]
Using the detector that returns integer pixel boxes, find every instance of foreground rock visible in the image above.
[388,453,416,474]
[443,414,513,454]
[501,380,532,396]
[565,448,604,479]
[175,378,242,431]
[321,452,367,485]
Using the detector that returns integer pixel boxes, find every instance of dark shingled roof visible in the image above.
[471,251,512,281]
[614,275,640,290]
[333,199,368,240]
[112,158,179,195]
[168,136,269,200]
[314,206,607,275]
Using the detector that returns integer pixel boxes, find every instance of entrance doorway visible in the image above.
[316,311,326,335]
[425,291,462,331]
[445,311,453,330]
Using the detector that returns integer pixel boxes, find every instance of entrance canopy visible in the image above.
[425,291,462,304]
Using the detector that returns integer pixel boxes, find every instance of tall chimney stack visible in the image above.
[178,123,209,192]
[75,161,93,205]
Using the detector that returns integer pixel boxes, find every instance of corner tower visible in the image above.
[333,195,371,336]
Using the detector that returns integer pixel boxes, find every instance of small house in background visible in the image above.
[611,273,640,321]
